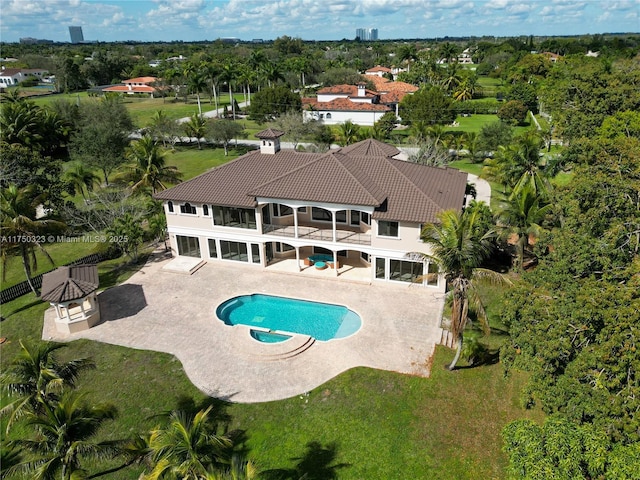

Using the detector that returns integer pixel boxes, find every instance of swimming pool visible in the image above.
[216,294,361,341]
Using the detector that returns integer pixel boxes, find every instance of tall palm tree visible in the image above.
[0,184,65,295]
[6,393,119,480]
[261,62,285,88]
[118,135,182,194]
[63,162,100,203]
[496,184,553,268]
[219,61,238,119]
[143,406,233,479]
[408,208,508,370]
[189,71,208,116]
[398,44,418,72]
[201,61,221,112]
[0,340,95,433]
[438,42,460,64]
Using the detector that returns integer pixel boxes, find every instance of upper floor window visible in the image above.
[378,220,399,237]
[273,204,293,217]
[361,212,370,225]
[203,205,209,216]
[167,201,174,213]
[180,203,197,215]
[212,205,257,229]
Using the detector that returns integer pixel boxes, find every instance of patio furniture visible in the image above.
[315,261,327,270]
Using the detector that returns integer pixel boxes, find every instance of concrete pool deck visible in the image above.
[43,251,446,403]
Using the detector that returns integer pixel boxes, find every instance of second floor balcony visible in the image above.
[263,223,371,245]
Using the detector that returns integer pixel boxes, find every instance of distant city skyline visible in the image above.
[356,28,379,42]
[0,0,638,44]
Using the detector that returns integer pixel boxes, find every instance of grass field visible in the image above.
[165,145,246,180]
[0,267,542,479]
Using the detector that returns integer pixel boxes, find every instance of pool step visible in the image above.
[439,328,455,349]
[235,326,316,361]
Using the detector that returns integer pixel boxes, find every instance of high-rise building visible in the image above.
[356,28,378,41]
[68,26,84,44]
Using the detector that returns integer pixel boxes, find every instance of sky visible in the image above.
[1,0,638,43]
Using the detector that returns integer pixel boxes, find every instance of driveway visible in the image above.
[43,252,445,403]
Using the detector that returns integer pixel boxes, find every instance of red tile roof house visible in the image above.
[102,76,160,96]
[302,80,418,125]
[0,67,49,87]
[154,129,468,291]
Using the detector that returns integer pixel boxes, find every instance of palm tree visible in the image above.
[143,406,233,479]
[6,393,119,480]
[202,61,221,112]
[189,71,208,116]
[0,340,95,434]
[496,184,553,268]
[0,184,65,295]
[118,135,182,194]
[337,120,361,146]
[219,61,238,119]
[148,110,180,148]
[482,132,549,197]
[408,208,508,370]
[398,44,418,72]
[438,42,460,64]
[184,114,208,149]
[261,62,285,88]
[63,162,100,203]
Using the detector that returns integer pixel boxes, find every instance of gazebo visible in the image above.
[40,265,101,334]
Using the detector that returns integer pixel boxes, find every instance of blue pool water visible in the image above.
[216,294,362,341]
[250,330,291,343]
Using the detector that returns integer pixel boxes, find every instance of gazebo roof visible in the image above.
[40,265,99,303]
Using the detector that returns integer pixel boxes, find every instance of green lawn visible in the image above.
[165,145,246,181]
[0,239,103,290]
[0,262,542,479]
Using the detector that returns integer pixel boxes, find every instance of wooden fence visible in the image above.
[0,252,111,304]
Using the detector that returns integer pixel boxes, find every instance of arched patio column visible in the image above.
[332,211,337,242]
[294,208,299,239]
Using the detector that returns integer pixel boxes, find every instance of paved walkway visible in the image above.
[43,253,445,403]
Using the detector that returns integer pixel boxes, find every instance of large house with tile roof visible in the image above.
[102,76,160,96]
[155,129,468,290]
[302,79,418,125]
[0,67,49,87]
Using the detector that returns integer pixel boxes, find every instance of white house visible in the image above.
[102,76,160,96]
[0,67,49,87]
[155,129,469,290]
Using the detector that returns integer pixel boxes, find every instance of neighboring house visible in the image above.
[155,129,468,290]
[0,67,49,87]
[541,52,562,63]
[102,76,160,96]
[302,79,417,125]
[457,48,474,64]
[365,65,392,77]
[302,83,391,126]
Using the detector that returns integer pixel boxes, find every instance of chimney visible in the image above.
[357,82,366,97]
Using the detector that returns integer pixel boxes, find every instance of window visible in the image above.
[167,201,174,213]
[298,206,307,213]
[273,204,293,217]
[176,236,200,257]
[220,240,248,262]
[350,210,360,226]
[202,205,209,216]
[361,212,370,225]
[426,262,439,286]
[251,244,260,263]
[275,243,295,253]
[212,206,256,229]
[326,113,332,119]
[375,257,386,279]
[389,260,423,283]
[180,203,197,215]
[360,251,370,262]
[312,207,332,222]
[207,239,217,258]
[336,210,347,223]
[378,221,399,237]
[313,246,332,255]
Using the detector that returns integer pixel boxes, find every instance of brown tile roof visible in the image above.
[102,85,157,93]
[366,65,392,73]
[255,128,285,139]
[0,68,21,77]
[367,76,418,94]
[317,84,377,97]
[124,76,157,84]
[155,139,467,224]
[339,138,400,157]
[302,97,391,112]
[41,265,99,303]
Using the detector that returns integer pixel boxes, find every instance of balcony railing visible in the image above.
[263,224,371,245]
